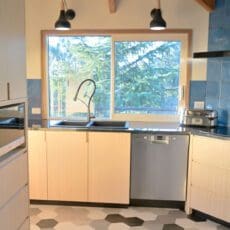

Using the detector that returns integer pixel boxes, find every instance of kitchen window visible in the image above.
[42,30,190,121]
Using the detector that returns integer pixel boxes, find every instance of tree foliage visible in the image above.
[48,36,181,119]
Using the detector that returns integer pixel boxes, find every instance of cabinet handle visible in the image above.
[7,82,10,100]
[179,85,185,102]
[86,132,89,143]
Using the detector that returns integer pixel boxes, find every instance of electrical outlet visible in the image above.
[31,107,41,114]
[194,101,205,109]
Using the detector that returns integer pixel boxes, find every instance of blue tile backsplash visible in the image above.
[206,0,230,126]
[27,79,42,120]
[189,81,206,109]
[190,0,230,126]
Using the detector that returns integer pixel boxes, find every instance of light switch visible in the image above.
[31,107,41,114]
[194,101,205,109]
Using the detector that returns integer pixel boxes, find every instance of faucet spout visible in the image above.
[73,79,96,123]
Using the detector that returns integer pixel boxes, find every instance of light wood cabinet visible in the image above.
[0,149,29,230]
[28,130,47,200]
[28,130,131,204]
[0,0,26,101]
[88,132,131,204]
[187,135,230,222]
[0,150,28,208]
[0,186,29,230]
[46,131,88,201]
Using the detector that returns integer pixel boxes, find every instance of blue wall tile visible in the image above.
[206,61,222,81]
[216,0,225,8]
[222,61,230,81]
[27,79,42,120]
[220,82,230,98]
[206,96,219,110]
[189,81,206,109]
[205,0,230,126]
[206,81,220,97]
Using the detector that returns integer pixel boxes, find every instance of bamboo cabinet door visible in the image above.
[189,135,230,222]
[88,132,131,204]
[28,130,47,200]
[46,131,88,202]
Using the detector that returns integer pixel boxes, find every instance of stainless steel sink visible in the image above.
[50,120,129,129]
[88,120,128,129]
[50,120,90,128]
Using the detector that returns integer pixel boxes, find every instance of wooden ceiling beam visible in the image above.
[108,0,116,13]
[195,0,215,12]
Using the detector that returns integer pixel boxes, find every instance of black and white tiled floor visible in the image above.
[30,205,229,230]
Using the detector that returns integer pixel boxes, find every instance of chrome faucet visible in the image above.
[73,79,96,123]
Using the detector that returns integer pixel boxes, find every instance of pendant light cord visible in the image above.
[60,0,65,10]
[62,0,68,10]
[157,0,161,9]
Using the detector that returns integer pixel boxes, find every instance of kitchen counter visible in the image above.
[28,119,230,138]
[28,119,186,134]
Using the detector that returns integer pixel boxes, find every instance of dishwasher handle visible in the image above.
[148,135,170,144]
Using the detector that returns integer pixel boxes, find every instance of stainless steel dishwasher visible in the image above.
[131,133,189,207]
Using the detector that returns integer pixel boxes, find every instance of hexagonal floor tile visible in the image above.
[30,208,42,216]
[30,224,40,230]
[37,210,58,219]
[87,208,107,220]
[163,223,184,230]
[105,214,125,223]
[143,221,164,230]
[155,214,177,224]
[108,223,130,230]
[55,206,90,225]
[36,218,58,228]
[124,217,144,227]
[89,219,110,230]
[134,211,157,221]
[168,210,187,219]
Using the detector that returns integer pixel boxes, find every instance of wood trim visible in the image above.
[41,31,48,119]
[42,29,192,36]
[41,29,192,119]
[108,0,116,13]
[195,0,215,12]
[185,31,192,109]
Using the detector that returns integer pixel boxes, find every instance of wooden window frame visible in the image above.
[41,29,192,121]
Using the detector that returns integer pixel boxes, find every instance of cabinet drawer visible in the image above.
[192,136,230,169]
[191,162,230,198]
[0,186,29,230]
[190,186,230,222]
[0,151,28,208]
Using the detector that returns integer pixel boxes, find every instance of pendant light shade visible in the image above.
[150,0,167,30]
[55,0,76,30]
[55,10,71,30]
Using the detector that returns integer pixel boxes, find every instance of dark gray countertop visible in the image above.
[27,119,230,139]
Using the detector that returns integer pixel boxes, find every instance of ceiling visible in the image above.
[108,0,215,13]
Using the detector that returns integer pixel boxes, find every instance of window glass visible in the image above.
[48,36,111,119]
[114,41,181,115]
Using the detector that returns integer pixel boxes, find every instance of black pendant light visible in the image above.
[150,0,167,30]
[55,0,76,30]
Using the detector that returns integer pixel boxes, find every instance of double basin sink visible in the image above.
[50,120,129,130]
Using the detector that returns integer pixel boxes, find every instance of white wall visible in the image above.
[25,0,209,80]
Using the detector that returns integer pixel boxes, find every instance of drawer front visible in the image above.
[192,136,230,169]
[0,151,28,208]
[0,186,29,230]
[190,186,230,222]
[191,162,230,199]
[192,136,224,167]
